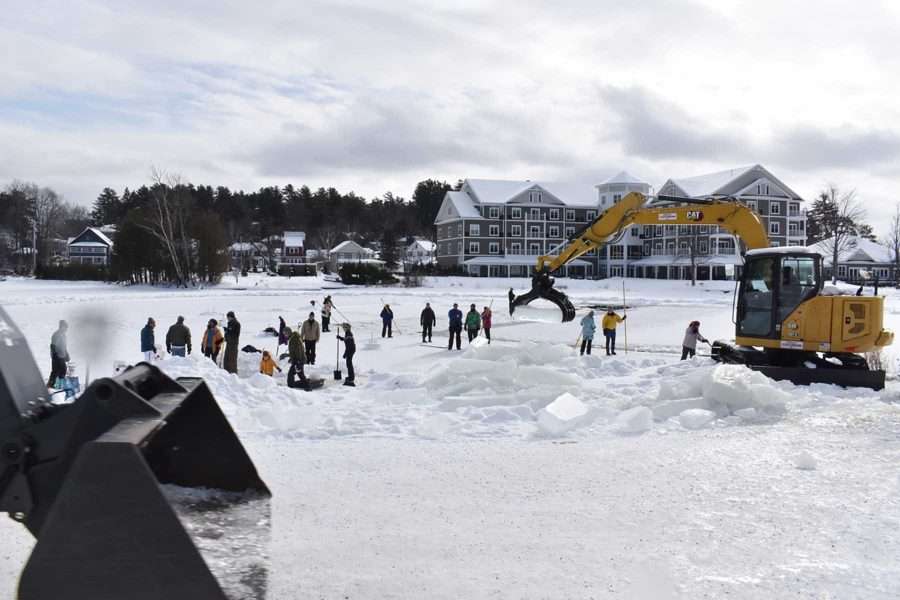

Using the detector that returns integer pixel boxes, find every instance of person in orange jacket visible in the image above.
[201,319,225,362]
[259,350,282,376]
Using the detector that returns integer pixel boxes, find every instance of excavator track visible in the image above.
[711,341,885,391]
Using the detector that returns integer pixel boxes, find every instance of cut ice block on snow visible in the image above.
[793,451,817,470]
[651,397,708,422]
[678,408,716,430]
[611,406,652,434]
[536,392,589,436]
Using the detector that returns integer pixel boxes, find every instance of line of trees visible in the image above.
[1,174,455,284]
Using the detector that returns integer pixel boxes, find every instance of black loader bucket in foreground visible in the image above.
[510,270,576,322]
[0,306,271,600]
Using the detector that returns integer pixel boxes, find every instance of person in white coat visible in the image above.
[681,320,709,360]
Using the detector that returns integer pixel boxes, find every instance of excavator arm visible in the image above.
[511,192,769,321]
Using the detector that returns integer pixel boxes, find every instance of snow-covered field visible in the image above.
[2,274,900,598]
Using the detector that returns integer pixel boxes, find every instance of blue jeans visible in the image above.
[603,329,616,354]
[171,346,186,357]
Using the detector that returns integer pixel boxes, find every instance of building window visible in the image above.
[549,209,560,220]
[489,225,500,236]
[610,245,624,259]
[678,225,690,235]
[511,225,522,236]
[771,241,781,247]
[613,194,622,202]
[699,240,708,254]
[789,203,800,217]
[838,265,847,277]
[679,241,689,255]
[699,225,708,234]
[665,225,676,235]
[757,183,770,195]
[643,241,652,256]
[528,242,541,254]
[469,241,480,254]
[770,222,781,235]
[631,228,639,237]
[457,241,462,253]
[600,195,607,205]
[747,200,757,212]
[788,222,799,235]
[549,226,560,237]
[655,225,663,236]
[666,241,675,254]
[470,224,480,236]
[642,225,653,237]
[566,209,576,221]
[489,242,500,254]
[653,242,662,256]
[530,208,541,220]
[529,225,541,237]
[586,210,597,221]
[565,227,575,237]
[489,207,500,219]
[770,202,781,215]
[529,191,542,203]
[717,239,736,254]
[511,208,522,219]
[510,242,522,255]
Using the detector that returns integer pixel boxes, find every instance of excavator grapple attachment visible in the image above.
[510,271,577,322]
[0,307,271,600]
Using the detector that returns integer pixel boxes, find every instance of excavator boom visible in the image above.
[510,192,768,320]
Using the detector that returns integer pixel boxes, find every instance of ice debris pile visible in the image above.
[157,341,886,441]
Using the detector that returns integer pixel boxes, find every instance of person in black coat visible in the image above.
[223,311,241,374]
[420,302,436,343]
[336,323,356,386]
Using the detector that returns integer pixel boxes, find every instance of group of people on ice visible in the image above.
[578,309,708,359]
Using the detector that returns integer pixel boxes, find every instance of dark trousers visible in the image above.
[580,338,592,355]
[345,350,355,381]
[48,352,67,387]
[203,347,219,362]
[287,360,307,388]
[603,329,616,354]
[322,316,330,332]
[422,323,433,342]
[681,346,695,360]
[484,327,491,343]
[382,322,392,337]
[467,328,479,342]
[305,341,316,364]
[224,344,238,373]
[448,326,461,350]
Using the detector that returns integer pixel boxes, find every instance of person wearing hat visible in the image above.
[201,318,224,362]
[681,320,709,360]
[380,304,394,338]
[420,302,436,343]
[47,319,70,388]
[223,311,241,374]
[465,303,481,343]
[259,350,282,377]
[480,305,493,344]
[141,317,157,362]
[300,312,321,365]
[580,310,596,356]
[601,308,626,355]
[447,302,463,350]
[166,315,192,357]
[286,326,308,388]
[336,323,356,386]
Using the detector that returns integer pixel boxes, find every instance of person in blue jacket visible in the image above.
[579,310,596,356]
[448,302,463,350]
[380,304,394,338]
[141,317,157,362]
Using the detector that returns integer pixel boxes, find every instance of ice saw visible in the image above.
[0,306,271,600]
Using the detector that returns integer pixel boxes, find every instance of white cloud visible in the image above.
[1,0,899,233]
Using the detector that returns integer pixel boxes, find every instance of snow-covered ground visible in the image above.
[2,274,900,598]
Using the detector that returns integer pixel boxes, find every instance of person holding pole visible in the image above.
[601,308,626,356]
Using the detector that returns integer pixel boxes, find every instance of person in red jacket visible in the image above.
[481,306,493,344]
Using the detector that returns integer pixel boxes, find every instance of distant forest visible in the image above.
[0,174,456,285]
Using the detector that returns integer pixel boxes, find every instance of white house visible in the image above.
[331,240,382,265]
[67,227,114,266]
[405,239,436,266]
[809,236,896,283]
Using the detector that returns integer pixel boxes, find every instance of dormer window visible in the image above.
[529,191,542,203]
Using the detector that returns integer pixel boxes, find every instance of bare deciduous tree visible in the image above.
[888,203,900,283]
[814,185,866,283]
[142,167,191,286]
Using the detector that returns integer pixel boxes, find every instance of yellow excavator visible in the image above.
[510,192,894,389]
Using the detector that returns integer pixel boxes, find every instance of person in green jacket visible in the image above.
[465,303,481,343]
[286,327,307,389]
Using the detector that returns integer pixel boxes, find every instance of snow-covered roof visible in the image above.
[660,164,803,202]
[746,247,820,256]
[465,179,598,207]
[634,255,744,266]
[409,240,436,252]
[283,231,305,248]
[69,227,114,248]
[808,236,893,265]
[68,241,109,248]
[331,240,368,254]
[230,242,266,252]
[599,171,646,186]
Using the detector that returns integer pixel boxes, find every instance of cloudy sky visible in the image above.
[3,1,899,229]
